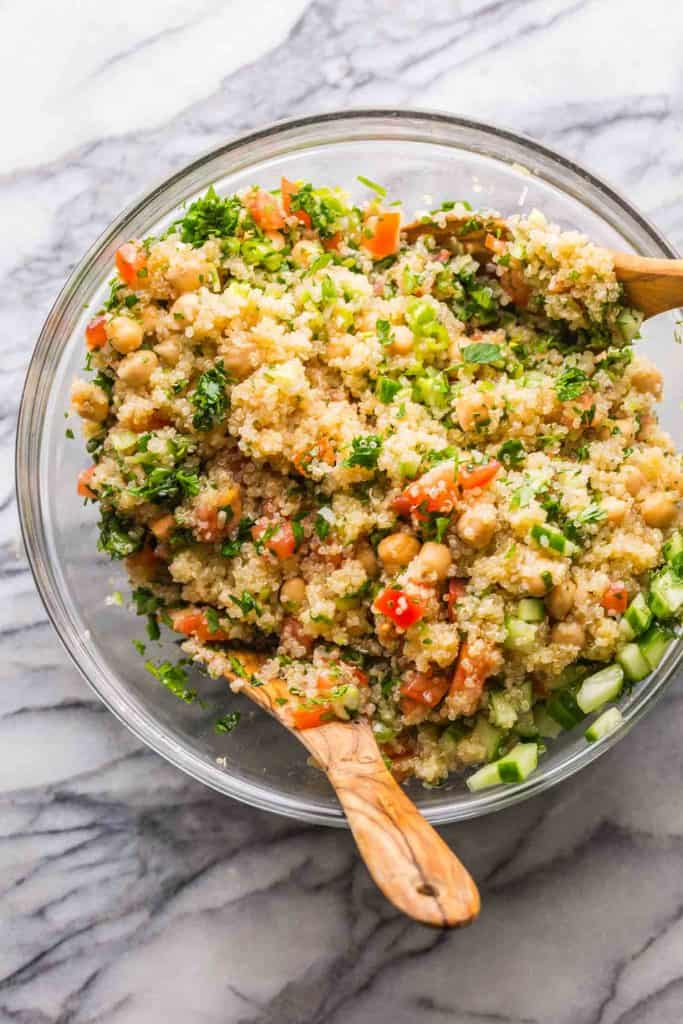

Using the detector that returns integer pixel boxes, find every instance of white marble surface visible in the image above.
[3,1,683,1021]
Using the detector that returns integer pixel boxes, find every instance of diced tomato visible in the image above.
[291,705,332,730]
[352,668,369,687]
[445,578,467,622]
[77,466,97,499]
[115,243,147,288]
[244,188,285,231]
[323,232,342,252]
[252,520,296,560]
[602,582,628,616]
[448,641,495,715]
[374,587,425,630]
[484,233,506,255]
[281,177,311,227]
[85,315,107,350]
[151,514,175,541]
[361,210,401,259]
[292,436,336,476]
[393,461,458,519]
[195,485,241,543]
[400,673,449,708]
[457,459,500,490]
[171,608,229,644]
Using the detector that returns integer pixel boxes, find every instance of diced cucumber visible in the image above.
[529,522,578,558]
[639,625,674,670]
[585,706,624,742]
[514,709,539,739]
[488,690,518,729]
[504,616,537,652]
[663,530,683,565]
[619,617,636,643]
[518,597,545,623]
[617,643,651,682]
[616,308,642,343]
[623,592,652,638]
[466,742,538,792]
[546,687,585,729]
[648,569,683,620]
[546,662,590,693]
[469,716,503,761]
[333,683,360,719]
[576,664,624,714]
[534,704,563,739]
[372,720,396,744]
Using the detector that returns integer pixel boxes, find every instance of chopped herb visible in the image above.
[344,435,383,470]
[132,639,146,655]
[65,427,75,440]
[128,464,200,504]
[575,444,590,462]
[315,506,335,540]
[228,590,262,616]
[376,376,401,404]
[376,319,393,346]
[357,175,387,198]
[290,183,345,238]
[191,360,230,431]
[462,342,503,365]
[97,510,144,560]
[132,586,161,616]
[205,606,221,633]
[221,516,256,558]
[497,439,526,468]
[145,659,199,704]
[146,615,161,641]
[555,366,589,402]
[292,518,305,550]
[215,711,241,734]
[321,275,337,304]
[175,186,242,246]
[93,370,115,399]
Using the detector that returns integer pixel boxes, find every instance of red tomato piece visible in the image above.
[448,641,495,715]
[244,188,285,231]
[445,578,467,622]
[281,177,311,227]
[400,673,449,708]
[323,232,342,252]
[393,461,458,519]
[115,243,147,288]
[252,520,296,560]
[457,459,501,490]
[291,705,332,730]
[171,608,229,643]
[76,466,97,499]
[602,582,628,616]
[374,587,425,630]
[361,210,401,259]
[85,315,107,350]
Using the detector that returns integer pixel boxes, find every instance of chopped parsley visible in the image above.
[344,435,383,470]
[145,659,200,704]
[555,366,589,402]
[97,511,144,560]
[191,361,231,431]
[461,342,503,365]
[175,186,241,246]
[290,183,345,238]
[128,464,200,504]
[221,516,256,558]
[214,711,241,734]
[376,376,401,404]
[357,175,387,198]
[497,439,526,468]
[376,319,393,346]
[228,590,262,616]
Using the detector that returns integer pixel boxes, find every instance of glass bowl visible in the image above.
[17,109,683,826]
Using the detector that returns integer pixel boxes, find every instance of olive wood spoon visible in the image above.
[404,213,683,319]
[224,650,480,929]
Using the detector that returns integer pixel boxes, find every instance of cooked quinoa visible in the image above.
[71,178,683,788]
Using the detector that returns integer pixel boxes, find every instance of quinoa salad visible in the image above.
[70,176,683,790]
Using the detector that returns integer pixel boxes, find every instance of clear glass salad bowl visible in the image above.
[16,110,683,826]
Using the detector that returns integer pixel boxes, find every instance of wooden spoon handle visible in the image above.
[299,719,480,928]
[609,251,683,319]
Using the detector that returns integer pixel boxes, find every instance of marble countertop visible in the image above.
[3,1,683,1021]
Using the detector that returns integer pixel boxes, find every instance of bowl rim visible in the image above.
[16,106,683,827]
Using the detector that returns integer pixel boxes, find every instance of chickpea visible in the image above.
[221,338,260,379]
[546,580,575,621]
[280,577,306,608]
[117,350,158,386]
[456,504,497,549]
[630,359,663,397]
[168,258,216,295]
[390,325,414,355]
[551,620,585,647]
[377,532,420,571]
[170,293,200,325]
[70,379,109,422]
[622,465,645,498]
[455,390,495,433]
[641,492,678,529]
[154,338,182,366]
[415,542,452,582]
[107,316,144,354]
[602,496,627,525]
[355,542,379,578]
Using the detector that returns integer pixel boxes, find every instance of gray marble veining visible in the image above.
[2,1,683,1021]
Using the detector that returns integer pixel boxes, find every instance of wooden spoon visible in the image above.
[404,213,683,319]
[223,650,480,929]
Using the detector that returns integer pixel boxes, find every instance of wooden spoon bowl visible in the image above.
[224,650,480,929]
